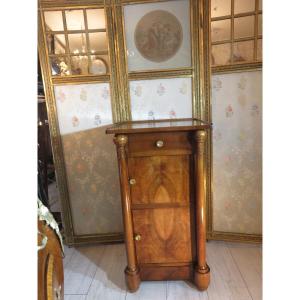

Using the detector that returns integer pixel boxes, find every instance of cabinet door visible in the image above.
[132,207,193,264]
[128,155,190,205]
[129,155,193,264]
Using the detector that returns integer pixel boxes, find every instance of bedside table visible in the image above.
[106,118,211,292]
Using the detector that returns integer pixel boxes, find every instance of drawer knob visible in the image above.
[134,234,141,241]
[129,178,136,185]
[156,140,164,148]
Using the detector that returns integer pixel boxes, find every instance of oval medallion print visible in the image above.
[134,10,183,62]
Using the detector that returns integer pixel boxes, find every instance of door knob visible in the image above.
[129,178,136,185]
[134,234,141,241]
[156,140,164,148]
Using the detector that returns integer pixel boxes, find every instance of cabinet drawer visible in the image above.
[132,207,193,264]
[128,132,192,157]
[128,155,191,206]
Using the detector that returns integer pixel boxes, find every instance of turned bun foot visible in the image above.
[125,267,141,292]
[194,265,210,291]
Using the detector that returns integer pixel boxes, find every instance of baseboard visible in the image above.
[207,231,262,244]
[64,232,124,247]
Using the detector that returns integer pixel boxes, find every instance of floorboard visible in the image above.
[62,241,262,300]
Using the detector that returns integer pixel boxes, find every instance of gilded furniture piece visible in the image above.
[38,200,64,300]
[106,118,211,292]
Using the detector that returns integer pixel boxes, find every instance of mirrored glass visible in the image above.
[234,16,255,39]
[211,0,231,18]
[87,9,106,29]
[47,34,66,54]
[50,56,71,76]
[68,33,87,54]
[234,0,255,14]
[211,43,231,65]
[211,19,231,42]
[44,11,64,31]
[89,55,109,74]
[65,10,85,30]
[89,32,108,52]
[71,55,89,75]
[233,40,254,62]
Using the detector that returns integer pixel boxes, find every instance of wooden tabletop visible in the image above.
[106,118,211,134]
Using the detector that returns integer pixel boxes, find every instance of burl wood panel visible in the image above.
[140,264,193,281]
[128,155,190,205]
[132,207,193,264]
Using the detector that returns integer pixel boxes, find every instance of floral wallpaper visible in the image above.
[212,71,262,234]
[130,77,192,120]
[54,83,113,135]
[54,83,123,235]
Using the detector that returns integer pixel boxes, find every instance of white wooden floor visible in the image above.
[63,241,262,300]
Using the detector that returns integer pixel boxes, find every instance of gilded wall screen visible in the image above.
[38,0,210,246]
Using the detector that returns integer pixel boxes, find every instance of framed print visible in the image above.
[124,0,191,72]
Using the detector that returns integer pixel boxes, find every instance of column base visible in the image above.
[125,267,141,292]
[194,265,210,291]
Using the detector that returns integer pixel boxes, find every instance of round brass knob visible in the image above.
[129,178,136,185]
[134,234,141,241]
[156,140,164,148]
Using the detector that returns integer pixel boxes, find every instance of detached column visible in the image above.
[114,134,140,292]
[194,130,210,290]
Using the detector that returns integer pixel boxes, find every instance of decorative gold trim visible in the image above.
[202,0,213,237]
[52,75,110,85]
[39,0,106,9]
[106,3,122,122]
[120,0,168,5]
[113,0,132,121]
[212,62,262,74]
[128,68,192,81]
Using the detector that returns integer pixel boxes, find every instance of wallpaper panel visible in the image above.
[54,83,123,235]
[130,77,192,120]
[54,83,113,135]
[212,70,262,234]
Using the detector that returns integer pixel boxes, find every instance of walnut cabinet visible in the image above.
[106,118,211,292]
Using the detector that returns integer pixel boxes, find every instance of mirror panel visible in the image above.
[234,16,255,39]
[211,19,231,42]
[87,9,106,29]
[233,40,254,62]
[44,11,64,31]
[65,10,85,30]
[212,43,231,66]
[234,0,255,14]
[211,0,231,18]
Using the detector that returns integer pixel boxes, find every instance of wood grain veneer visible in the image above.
[107,119,211,292]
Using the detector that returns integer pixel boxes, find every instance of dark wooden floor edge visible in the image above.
[207,231,262,244]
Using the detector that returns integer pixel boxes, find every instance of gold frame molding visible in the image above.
[38,0,261,246]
